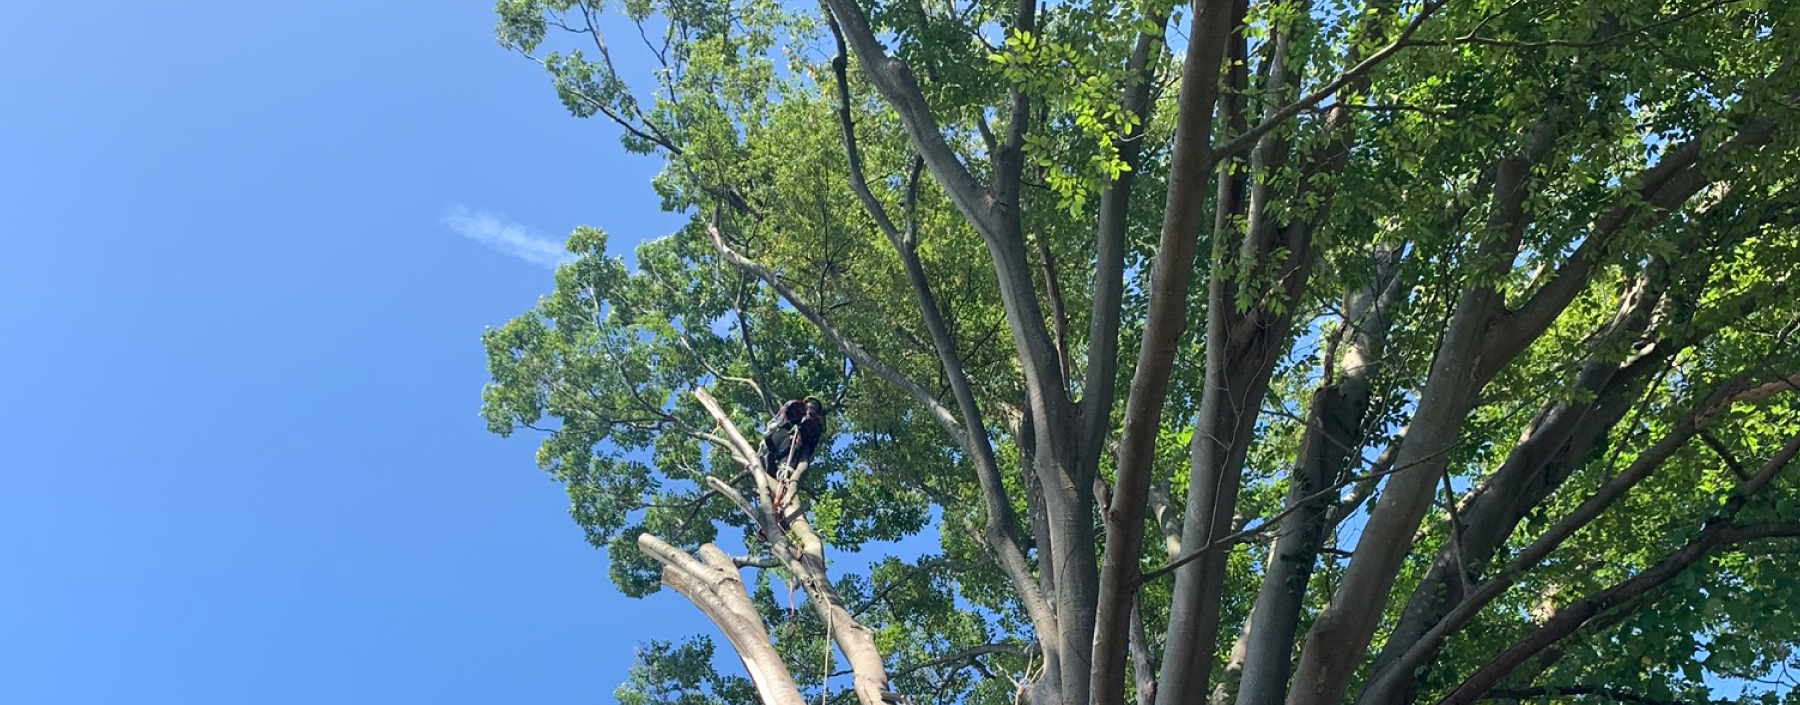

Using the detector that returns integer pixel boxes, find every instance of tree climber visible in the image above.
[757,396,825,527]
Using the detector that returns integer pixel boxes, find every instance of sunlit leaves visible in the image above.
[486,0,1800,699]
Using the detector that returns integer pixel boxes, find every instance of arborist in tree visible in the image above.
[757,396,825,527]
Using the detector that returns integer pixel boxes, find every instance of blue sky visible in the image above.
[3,3,1788,704]
[0,2,716,702]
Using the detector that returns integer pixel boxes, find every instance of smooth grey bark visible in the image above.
[1074,39,1171,696]
[1223,245,1403,705]
[813,1,1469,700]
[1157,6,1459,702]
[1290,102,1783,705]
[1161,9,1382,704]
[825,20,1059,659]
[1353,384,1643,705]
[539,5,1800,701]
[818,4,1103,700]
[1284,119,1559,705]
[1078,21,1167,497]
[1021,420,1067,701]
[636,389,895,705]
[1131,599,1159,705]
[1090,0,1237,700]
[1353,223,1777,704]
[609,8,1797,705]
[639,536,809,705]
[1355,259,1675,705]
[1162,243,1312,705]
[1214,0,1405,694]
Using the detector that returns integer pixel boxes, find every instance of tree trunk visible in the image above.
[1087,0,1237,701]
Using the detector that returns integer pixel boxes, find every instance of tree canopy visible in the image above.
[479,0,1800,702]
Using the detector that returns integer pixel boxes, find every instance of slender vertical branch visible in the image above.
[824,17,1060,653]
[1078,14,1169,473]
[1090,0,1238,700]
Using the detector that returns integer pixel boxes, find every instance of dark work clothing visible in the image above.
[758,398,823,475]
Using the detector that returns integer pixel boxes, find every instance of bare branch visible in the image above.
[823,21,1055,645]
[680,389,900,705]
[638,535,808,705]
[692,387,760,462]
[817,0,994,235]
[733,554,781,569]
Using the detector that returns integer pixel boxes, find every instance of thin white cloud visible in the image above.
[442,204,574,269]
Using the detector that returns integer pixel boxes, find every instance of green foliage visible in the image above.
[481,0,1800,700]
[615,636,757,704]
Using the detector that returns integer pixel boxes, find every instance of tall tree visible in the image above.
[481,0,1800,703]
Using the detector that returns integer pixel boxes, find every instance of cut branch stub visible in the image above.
[632,386,898,705]
[638,534,807,705]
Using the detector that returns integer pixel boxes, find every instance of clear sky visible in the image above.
[3,4,1784,704]
[0,2,717,702]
